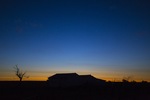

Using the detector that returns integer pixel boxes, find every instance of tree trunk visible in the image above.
[20,78,22,81]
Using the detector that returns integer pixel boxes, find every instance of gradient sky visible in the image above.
[0,0,150,81]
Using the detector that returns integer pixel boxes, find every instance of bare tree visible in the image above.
[14,65,29,81]
[122,76,132,82]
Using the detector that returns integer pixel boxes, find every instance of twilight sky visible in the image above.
[0,0,150,81]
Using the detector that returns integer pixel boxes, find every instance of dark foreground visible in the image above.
[0,81,150,100]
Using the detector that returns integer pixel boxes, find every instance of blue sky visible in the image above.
[0,0,150,81]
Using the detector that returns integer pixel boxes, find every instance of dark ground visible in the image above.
[0,81,150,100]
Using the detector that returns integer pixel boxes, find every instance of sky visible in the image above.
[0,0,150,81]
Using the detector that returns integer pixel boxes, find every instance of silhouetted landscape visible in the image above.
[1,0,150,99]
[1,74,150,100]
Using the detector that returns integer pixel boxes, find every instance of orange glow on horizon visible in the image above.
[0,67,150,82]
[0,74,150,82]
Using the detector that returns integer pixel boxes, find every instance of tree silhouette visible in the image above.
[122,76,132,82]
[14,65,29,81]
